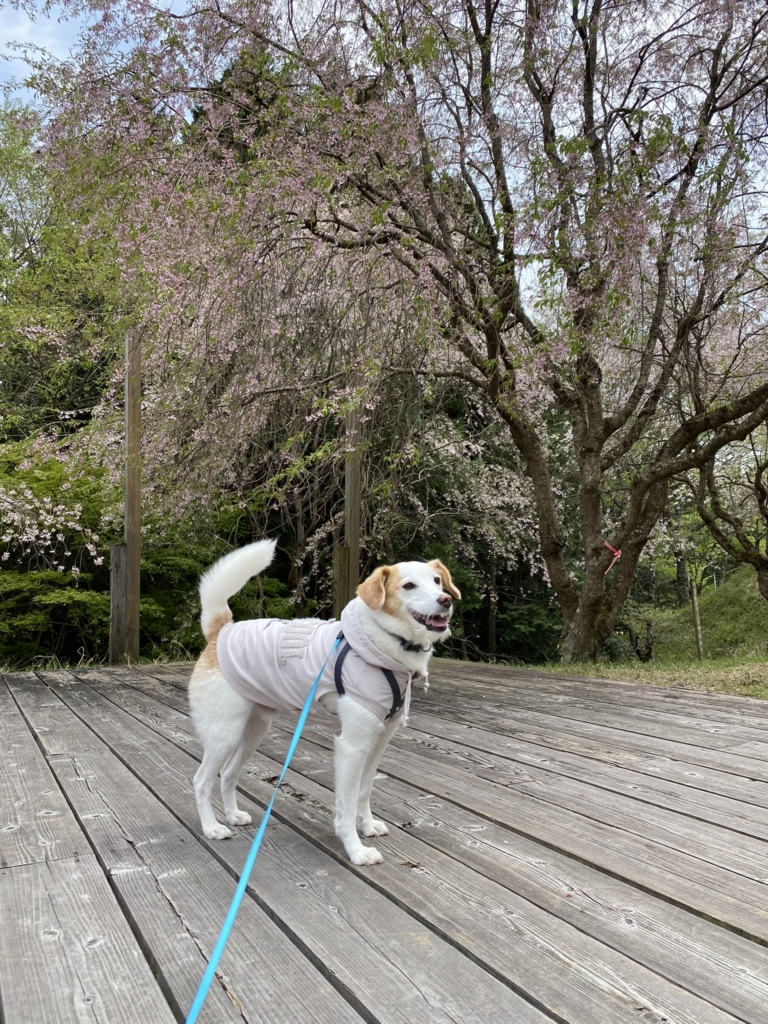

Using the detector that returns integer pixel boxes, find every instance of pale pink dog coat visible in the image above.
[216,598,413,722]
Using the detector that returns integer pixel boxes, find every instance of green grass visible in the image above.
[639,564,768,662]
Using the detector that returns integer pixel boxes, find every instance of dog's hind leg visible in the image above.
[334,697,386,865]
[357,717,399,838]
[220,705,276,826]
[190,671,254,840]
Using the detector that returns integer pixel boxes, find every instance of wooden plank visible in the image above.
[123,665,763,829]
[430,663,768,745]
[46,677,747,1024]
[87,671,768,936]
[431,661,768,719]
[0,676,89,868]
[421,681,768,755]
[91,668,192,713]
[118,671,768,929]
[434,663,768,737]
[88,672,768,1024]
[0,853,177,1024]
[144,665,191,685]
[129,657,768,723]
[7,677,367,1024]
[250,727,768,1024]
[269,714,768,881]
[387,720,768,841]
[104,669,768,878]
[417,688,768,782]
[376,741,768,884]
[142,664,191,683]
[121,667,190,692]
[466,670,768,725]
[408,709,768,809]
[260,724,768,942]
[24,676,551,1024]
[46,752,360,1024]
[363,769,768,1024]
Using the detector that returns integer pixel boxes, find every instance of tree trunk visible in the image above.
[558,481,670,662]
[559,614,598,663]
[757,563,768,602]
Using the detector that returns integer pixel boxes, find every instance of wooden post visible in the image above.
[690,578,704,661]
[344,404,361,604]
[109,329,141,664]
[333,546,350,620]
[333,399,362,617]
[109,543,127,664]
[125,328,141,662]
[487,552,497,660]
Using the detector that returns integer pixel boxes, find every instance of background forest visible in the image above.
[2,0,768,672]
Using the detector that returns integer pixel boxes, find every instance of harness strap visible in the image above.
[334,636,353,696]
[381,667,405,720]
[335,631,406,720]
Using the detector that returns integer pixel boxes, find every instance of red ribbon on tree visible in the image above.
[604,540,622,574]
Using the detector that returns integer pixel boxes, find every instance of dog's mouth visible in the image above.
[411,611,450,632]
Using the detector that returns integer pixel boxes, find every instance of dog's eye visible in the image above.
[402,582,416,590]
[434,577,441,585]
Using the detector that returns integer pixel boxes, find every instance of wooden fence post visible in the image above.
[109,329,141,664]
[344,404,361,605]
[333,546,350,620]
[124,328,141,662]
[333,399,362,617]
[109,543,127,664]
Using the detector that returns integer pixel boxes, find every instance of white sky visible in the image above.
[1,4,87,100]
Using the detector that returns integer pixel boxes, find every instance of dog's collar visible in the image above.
[387,631,432,654]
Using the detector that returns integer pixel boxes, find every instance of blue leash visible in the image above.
[185,636,341,1024]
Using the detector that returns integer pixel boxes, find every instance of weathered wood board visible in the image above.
[2,661,768,1024]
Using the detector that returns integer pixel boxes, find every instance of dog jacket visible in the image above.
[216,598,413,722]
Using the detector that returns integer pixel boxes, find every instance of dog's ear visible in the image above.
[428,559,461,600]
[356,566,392,610]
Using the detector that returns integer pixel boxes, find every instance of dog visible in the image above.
[188,540,460,865]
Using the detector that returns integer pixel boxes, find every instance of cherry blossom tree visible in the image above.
[24,0,768,660]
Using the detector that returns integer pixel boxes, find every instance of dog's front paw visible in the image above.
[349,844,384,866]
[361,818,389,837]
[227,810,252,826]
[204,823,233,840]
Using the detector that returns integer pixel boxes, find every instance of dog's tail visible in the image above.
[199,540,276,642]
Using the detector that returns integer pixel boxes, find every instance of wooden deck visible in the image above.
[2,662,768,1024]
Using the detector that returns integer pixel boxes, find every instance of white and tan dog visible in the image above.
[189,540,460,865]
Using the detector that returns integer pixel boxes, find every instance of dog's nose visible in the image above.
[437,593,452,608]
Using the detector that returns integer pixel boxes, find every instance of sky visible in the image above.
[1,3,87,99]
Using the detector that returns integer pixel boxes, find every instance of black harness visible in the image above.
[334,632,406,721]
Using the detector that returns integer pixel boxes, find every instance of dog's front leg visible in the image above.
[334,698,386,865]
[357,716,399,837]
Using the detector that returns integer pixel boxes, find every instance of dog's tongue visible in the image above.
[426,614,449,630]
